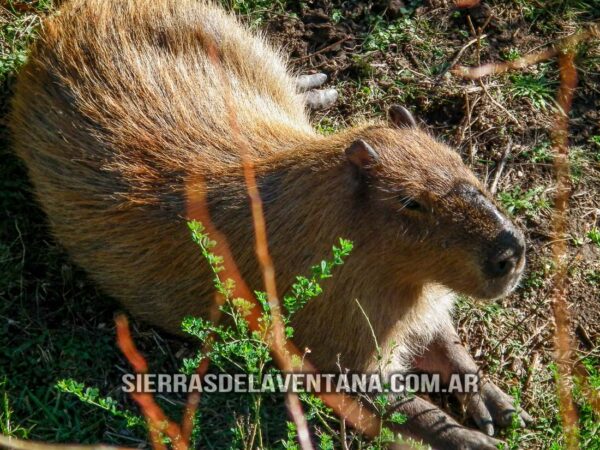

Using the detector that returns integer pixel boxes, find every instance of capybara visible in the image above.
[10,0,530,448]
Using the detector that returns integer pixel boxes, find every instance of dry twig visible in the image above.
[549,48,579,450]
[489,139,512,194]
[0,435,132,450]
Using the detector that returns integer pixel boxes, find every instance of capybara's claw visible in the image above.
[296,72,328,91]
[304,88,338,110]
[296,73,338,109]
[464,380,532,435]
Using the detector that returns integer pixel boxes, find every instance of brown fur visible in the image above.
[10,0,523,374]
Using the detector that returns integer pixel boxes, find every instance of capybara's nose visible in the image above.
[484,230,525,278]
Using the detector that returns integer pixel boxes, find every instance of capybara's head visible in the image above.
[343,105,525,299]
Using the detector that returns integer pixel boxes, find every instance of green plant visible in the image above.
[0,13,42,81]
[504,387,527,450]
[498,186,550,216]
[331,9,343,24]
[183,222,417,447]
[575,358,600,448]
[590,135,600,162]
[56,379,145,431]
[0,379,31,439]
[363,17,417,52]
[586,269,600,285]
[315,117,339,136]
[184,220,357,446]
[510,72,555,110]
[281,421,300,449]
[501,48,522,61]
[567,146,588,183]
[522,141,553,163]
[283,238,352,319]
[56,221,355,448]
[544,358,600,449]
[587,227,600,246]
[521,143,590,182]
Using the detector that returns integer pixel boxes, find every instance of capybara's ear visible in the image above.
[388,104,417,128]
[345,139,380,169]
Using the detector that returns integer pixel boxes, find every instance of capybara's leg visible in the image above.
[387,395,502,450]
[412,324,533,437]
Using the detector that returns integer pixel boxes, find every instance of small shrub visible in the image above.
[185,220,356,445]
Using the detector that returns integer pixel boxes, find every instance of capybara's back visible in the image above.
[11,0,314,331]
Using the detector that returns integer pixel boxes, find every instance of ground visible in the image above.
[0,0,599,449]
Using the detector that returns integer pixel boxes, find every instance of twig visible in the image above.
[454,47,558,79]
[453,23,600,80]
[468,12,520,125]
[454,0,481,7]
[293,36,349,63]
[490,139,512,194]
[481,81,520,125]
[523,352,540,392]
[437,34,488,80]
[550,48,580,450]
[340,419,349,450]
[0,436,132,450]
[115,316,187,450]
[211,30,314,449]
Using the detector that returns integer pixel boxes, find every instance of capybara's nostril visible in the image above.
[484,232,525,278]
[487,252,517,278]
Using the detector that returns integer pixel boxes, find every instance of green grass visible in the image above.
[456,294,600,450]
[0,149,134,443]
[576,358,600,449]
[515,0,600,24]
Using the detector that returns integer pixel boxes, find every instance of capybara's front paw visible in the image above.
[463,379,533,436]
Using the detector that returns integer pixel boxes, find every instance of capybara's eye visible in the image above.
[400,197,422,211]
